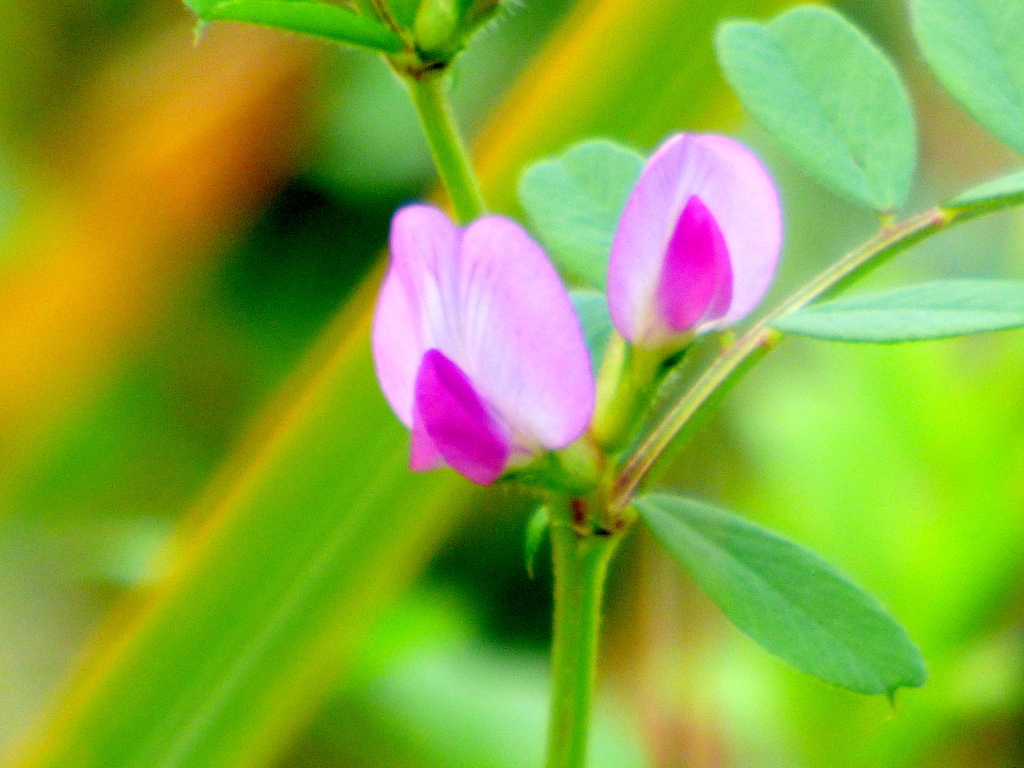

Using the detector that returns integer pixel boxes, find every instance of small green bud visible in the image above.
[414,0,459,57]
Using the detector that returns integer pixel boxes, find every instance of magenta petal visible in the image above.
[656,195,733,332]
[608,133,782,345]
[456,216,594,450]
[414,349,510,486]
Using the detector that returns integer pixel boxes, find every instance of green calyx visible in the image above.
[502,436,605,497]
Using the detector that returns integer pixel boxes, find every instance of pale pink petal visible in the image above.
[608,135,691,344]
[656,195,733,332]
[373,204,596,481]
[608,133,782,345]
[688,135,782,327]
[455,216,595,450]
[413,349,510,485]
[372,204,461,427]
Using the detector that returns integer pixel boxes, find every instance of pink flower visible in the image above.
[372,204,595,485]
[607,133,783,348]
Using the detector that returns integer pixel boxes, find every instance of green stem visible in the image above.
[405,72,487,224]
[611,189,1024,509]
[546,498,621,768]
[591,334,667,452]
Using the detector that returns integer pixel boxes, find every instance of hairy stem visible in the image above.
[546,498,622,768]
[612,189,1024,509]
[406,72,487,224]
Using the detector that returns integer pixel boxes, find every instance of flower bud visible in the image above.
[607,133,783,349]
[414,0,459,58]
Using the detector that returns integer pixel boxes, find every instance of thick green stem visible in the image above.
[406,72,487,224]
[546,499,621,768]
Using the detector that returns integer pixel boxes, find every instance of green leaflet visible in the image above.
[195,1,405,53]
[913,0,1024,155]
[772,280,1024,343]
[635,493,926,696]
[519,140,644,289]
[569,290,614,375]
[390,0,424,29]
[945,168,1024,212]
[716,5,916,211]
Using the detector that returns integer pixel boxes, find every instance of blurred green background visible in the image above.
[0,1,1021,767]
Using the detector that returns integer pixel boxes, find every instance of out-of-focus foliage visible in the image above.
[912,0,1024,156]
[282,588,649,768]
[0,1,1022,768]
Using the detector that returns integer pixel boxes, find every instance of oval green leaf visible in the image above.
[518,140,644,289]
[635,493,926,696]
[716,6,916,211]
[772,279,1024,343]
[199,1,405,53]
[913,0,1024,155]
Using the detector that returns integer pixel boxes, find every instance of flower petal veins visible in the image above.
[372,204,595,485]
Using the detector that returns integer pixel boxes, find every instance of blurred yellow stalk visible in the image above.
[0,23,315,495]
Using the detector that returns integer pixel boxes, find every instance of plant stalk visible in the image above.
[405,72,487,224]
[546,498,621,768]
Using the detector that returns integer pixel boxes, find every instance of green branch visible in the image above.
[546,497,622,768]
[611,181,1024,510]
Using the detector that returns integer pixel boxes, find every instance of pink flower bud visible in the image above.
[607,134,783,348]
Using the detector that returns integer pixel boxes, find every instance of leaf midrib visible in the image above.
[641,500,897,694]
